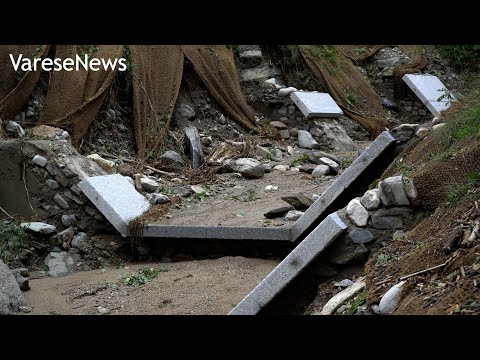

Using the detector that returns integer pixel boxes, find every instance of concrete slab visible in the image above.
[290,178,346,240]
[290,131,395,240]
[337,131,395,189]
[403,74,456,116]
[290,91,343,118]
[143,225,290,241]
[426,100,452,116]
[78,174,150,237]
[229,213,347,315]
[143,225,208,239]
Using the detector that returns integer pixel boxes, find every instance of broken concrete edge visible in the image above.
[78,174,151,237]
[229,213,347,315]
[290,131,395,241]
[143,224,291,241]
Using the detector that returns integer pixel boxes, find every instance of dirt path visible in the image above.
[23,256,278,315]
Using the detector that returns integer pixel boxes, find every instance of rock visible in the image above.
[147,193,170,205]
[336,305,347,314]
[278,87,297,97]
[240,65,281,83]
[58,227,75,247]
[61,215,76,227]
[225,158,264,179]
[371,216,403,230]
[415,127,430,137]
[97,306,109,314]
[433,123,446,131]
[32,155,47,167]
[348,228,375,244]
[378,281,406,314]
[263,164,272,173]
[285,210,304,221]
[269,121,287,129]
[0,260,26,314]
[418,109,427,116]
[44,251,79,277]
[176,104,196,119]
[403,177,418,204]
[298,130,320,150]
[45,179,60,189]
[360,189,381,210]
[381,97,398,110]
[279,130,290,139]
[378,176,410,206]
[255,146,274,160]
[15,274,30,291]
[334,279,354,288]
[309,151,341,165]
[273,164,289,171]
[56,130,70,141]
[318,157,340,174]
[297,164,315,174]
[107,109,116,119]
[330,243,368,265]
[54,193,70,209]
[140,177,159,193]
[264,204,295,218]
[391,125,416,143]
[310,119,357,152]
[431,117,444,126]
[312,164,330,177]
[377,56,410,69]
[346,199,369,227]
[392,230,405,240]
[191,185,206,194]
[184,126,204,169]
[265,185,278,192]
[4,121,25,138]
[159,150,185,168]
[71,232,89,252]
[201,137,212,147]
[281,192,314,210]
[86,154,116,174]
[20,222,57,235]
[289,129,299,138]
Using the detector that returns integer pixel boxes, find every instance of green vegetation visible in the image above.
[397,163,413,177]
[121,267,167,286]
[278,45,301,67]
[123,45,135,73]
[377,253,390,263]
[444,173,480,204]
[111,254,125,269]
[0,221,29,263]
[346,93,357,107]
[241,189,258,202]
[75,45,99,57]
[228,45,241,57]
[32,45,44,57]
[346,291,366,315]
[436,45,480,70]
[290,154,310,167]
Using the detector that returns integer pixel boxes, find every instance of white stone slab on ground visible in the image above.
[402,74,456,116]
[78,174,150,237]
[290,91,343,118]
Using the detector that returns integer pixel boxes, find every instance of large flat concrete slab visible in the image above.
[403,74,456,116]
[78,174,150,237]
[291,131,395,240]
[229,213,347,315]
[290,91,343,118]
[143,224,290,241]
